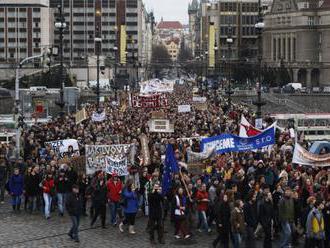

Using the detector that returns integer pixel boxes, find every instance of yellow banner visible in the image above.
[208,23,215,68]
[120,25,127,65]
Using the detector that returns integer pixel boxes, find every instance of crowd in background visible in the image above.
[0,83,329,247]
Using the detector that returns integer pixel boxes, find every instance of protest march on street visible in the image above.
[0,81,329,248]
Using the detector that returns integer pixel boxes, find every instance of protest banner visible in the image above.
[178,105,191,113]
[131,93,168,108]
[201,125,276,154]
[194,103,208,111]
[45,139,80,158]
[187,163,205,175]
[140,79,174,94]
[292,143,330,167]
[139,134,151,166]
[148,119,174,133]
[186,146,215,163]
[75,108,87,125]
[91,111,106,122]
[105,157,128,176]
[192,96,207,103]
[85,144,132,175]
[151,111,166,119]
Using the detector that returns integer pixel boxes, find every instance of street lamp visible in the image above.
[253,0,266,127]
[54,4,66,114]
[95,37,102,111]
[226,31,234,108]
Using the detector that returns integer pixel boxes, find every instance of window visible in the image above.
[35,22,39,28]
[273,38,276,61]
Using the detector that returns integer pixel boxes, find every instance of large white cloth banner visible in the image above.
[105,157,128,176]
[45,139,80,158]
[92,111,106,122]
[292,143,330,167]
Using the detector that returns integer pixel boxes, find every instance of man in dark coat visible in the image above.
[213,193,231,248]
[90,174,107,228]
[25,167,41,213]
[244,192,258,248]
[148,183,165,244]
[66,184,82,242]
[259,192,274,248]
[0,158,8,203]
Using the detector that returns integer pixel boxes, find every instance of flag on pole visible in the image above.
[162,144,179,196]
[239,115,262,137]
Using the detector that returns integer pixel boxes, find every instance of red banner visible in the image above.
[131,94,168,108]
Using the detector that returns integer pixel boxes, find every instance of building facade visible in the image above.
[262,0,330,86]
[0,0,53,64]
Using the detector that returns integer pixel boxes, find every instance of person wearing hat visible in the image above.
[106,173,123,226]
[66,184,82,243]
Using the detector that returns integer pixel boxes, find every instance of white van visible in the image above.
[287,83,302,91]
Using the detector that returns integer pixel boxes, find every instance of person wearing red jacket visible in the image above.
[42,172,55,219]
[107,173,123,226]
[196,183,211,233]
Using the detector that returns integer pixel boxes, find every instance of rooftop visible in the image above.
[157,21,183,30]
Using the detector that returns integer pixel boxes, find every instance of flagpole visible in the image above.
[179,171,192,201]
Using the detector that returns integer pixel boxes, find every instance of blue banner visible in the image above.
[201,126,275,154]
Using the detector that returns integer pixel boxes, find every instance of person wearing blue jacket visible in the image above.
[9,167,24,212]
[119,179,139,234]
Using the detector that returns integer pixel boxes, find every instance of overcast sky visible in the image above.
[143,0,190,24]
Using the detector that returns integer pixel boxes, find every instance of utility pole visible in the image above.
[253,0,266,128]
[54,4,67,114]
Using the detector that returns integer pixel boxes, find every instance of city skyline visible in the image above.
[144,0,190,24]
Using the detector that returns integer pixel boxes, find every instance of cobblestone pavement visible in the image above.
[0,198,304,248]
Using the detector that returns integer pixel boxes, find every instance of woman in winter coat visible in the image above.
[119,179,139,234]
[213,192,231,248]
[9,168,24,211]
[174,187,190,239]
[230,199,245,248]
[42,172,55,219]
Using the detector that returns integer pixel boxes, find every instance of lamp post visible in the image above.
[54,4,66,114]
[226,33,234,108]
[214,42,219,93]
[253,0,266,127]
[95,37,102,111]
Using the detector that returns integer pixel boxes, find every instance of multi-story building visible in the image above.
[262,0,330,86]
[50,0,152,83]
[0,0,53,64]
[164,37,180,61]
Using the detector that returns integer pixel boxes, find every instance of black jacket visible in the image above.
[244,201,258,229]
[66,192,82,216]
[92,182,107,207]
[25,173,41,196]
[214,200,231,233]
[259,200,274,226]
[148,191,164,219]
[0,164,8,183]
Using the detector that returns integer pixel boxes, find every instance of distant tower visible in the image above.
[188,0,199,56]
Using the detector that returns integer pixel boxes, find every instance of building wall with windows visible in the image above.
[0,0,53,64]
[263,0,330,86]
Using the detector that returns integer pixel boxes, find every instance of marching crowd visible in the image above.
[0,83,329,248]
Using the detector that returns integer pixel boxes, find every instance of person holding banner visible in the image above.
[107,173,123,226]
[90,173,107,229]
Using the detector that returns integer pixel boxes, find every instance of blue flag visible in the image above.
[162,144,179,196]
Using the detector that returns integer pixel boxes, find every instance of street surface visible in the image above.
[0,198,305,248]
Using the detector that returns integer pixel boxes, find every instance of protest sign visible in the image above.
[192,96,207,103]
[85,144,132,175]
[131,94,168,108]
[148,119,174,133]
[139,134,151,166]
[151,111,166,119]
[178,105,191,113]
[194,103,208,111]
[292,143,330,167]
[75,108,87,125]
[186,146,215,163]
[140,79,174,94]
[92,111,106,122]
[45,139,80,158]
[105,157,128,176]
[201,125,275,154]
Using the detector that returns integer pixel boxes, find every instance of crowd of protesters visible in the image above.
[0,83,329,247]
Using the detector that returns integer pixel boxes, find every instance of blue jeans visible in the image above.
[198,210,209,231]
[43,193,52,218]
[57,193,66,214]
[109,201,120,225]
[69,215,80,241]
[280,221,292,248]
[28,196,37,212]
[11,195,21,206]
[232,232,242,248]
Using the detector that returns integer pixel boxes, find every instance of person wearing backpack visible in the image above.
[305,200,326,248]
